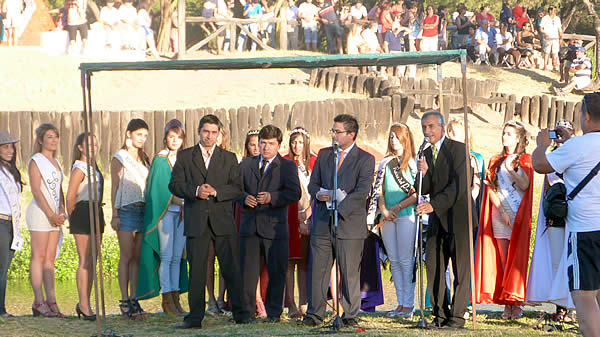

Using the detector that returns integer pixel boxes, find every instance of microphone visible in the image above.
[418,137,430,157]
[332,140,340,154]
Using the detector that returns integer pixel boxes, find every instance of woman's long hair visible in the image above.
[288,127,312,168]
[243,129,260,158]
[0,143,24,187]
[121,118,150,166]
[33,123,59,157]
[72,132,104,197]
[491,120,528,188]
[385,123,416,170]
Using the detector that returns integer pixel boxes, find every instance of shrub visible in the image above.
[8,229,120,281]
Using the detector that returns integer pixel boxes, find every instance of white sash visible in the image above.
[497,156,525,219]
[31,153,64,257]
[0,167,24,251]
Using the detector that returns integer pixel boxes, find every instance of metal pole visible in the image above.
[461,53,477,330]
[86,73,107,318]
[81,69,102,337]
[332,145,342,331]
[414,168,427,328]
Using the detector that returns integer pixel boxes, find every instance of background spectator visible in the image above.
[420,5,438,52]
[346,23,366,54]
[476,4,495,27]
[318,0,343,54]
[438,6,448,50]
[237,0,263,52]
[100,0,121,53]
[286,0,299,50]
[350,0,367,22]
[475,18,496,65]
[2,0,23,46]
[453,4,474,49]
[516,22,537,68]
[539,6,563,71]
[553,47,592,96]
[297,0,319,51]
[512,3,529,32]
[499,2,515,34]
[496,22,520,67]
[66,0,89,55]
[137,3,160,58]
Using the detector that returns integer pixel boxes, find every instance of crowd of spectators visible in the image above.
[46,0,162,58]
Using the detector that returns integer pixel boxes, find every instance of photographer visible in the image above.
[532,93,600,337]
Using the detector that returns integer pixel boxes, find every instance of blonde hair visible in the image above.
[385,123,416,170]
[446,118,473,149]
[33,123,59,157]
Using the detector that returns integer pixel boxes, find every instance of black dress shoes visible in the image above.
[443,319,465,329]
[342,318,360,327]
[175,320,202,329]
[263,316,280,323]
[429,317,446,328]
[297,316,318,326]
[235,317,255,324]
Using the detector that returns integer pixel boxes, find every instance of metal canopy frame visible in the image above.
[79,49,476,336]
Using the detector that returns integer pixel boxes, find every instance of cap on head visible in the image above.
[0,130,19,145]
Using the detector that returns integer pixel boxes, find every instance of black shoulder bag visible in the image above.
[543,160,600,227]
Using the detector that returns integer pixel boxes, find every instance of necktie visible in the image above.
[203,150,211,169]
[432,146,438,166]
[260,159,267,177]
[337,151,346,170]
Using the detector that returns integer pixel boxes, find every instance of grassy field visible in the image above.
[0,309,580,337]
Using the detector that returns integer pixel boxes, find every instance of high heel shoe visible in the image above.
[32,302,57,318]
[76,303,97,321]
[45,301,65,318]
[120,299,134,319]
[130,298,147,320]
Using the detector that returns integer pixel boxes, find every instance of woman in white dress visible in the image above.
[111,119,150,319]
[27,123,67,318]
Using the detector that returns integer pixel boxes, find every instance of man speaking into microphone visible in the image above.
[415,111,475,328]
[301,114,375,327]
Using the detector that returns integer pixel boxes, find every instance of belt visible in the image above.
[0,214,12,221]
[133,202,146,207]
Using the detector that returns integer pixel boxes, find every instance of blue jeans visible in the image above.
[158,209,185,293]
[304,26,318,44]
[118,203,145,233]
[0,219,15,314]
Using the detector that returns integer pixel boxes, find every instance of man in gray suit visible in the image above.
[301,114,375,327]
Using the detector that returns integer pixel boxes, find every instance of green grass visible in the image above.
[0,310,579,337]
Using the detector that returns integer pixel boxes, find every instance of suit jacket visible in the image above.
[418,138,476,236]
[168,145,242,237]
[237,154,301,240]
[308,145,375,240]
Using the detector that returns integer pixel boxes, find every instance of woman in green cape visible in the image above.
[137,120,188,316]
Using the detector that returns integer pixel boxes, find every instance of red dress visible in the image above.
[475,154,534,305]
[284,154,317,259]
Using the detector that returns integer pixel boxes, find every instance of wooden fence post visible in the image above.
[530,96,540,128]
[279,16,288,50]
[177,0,186,59]
[565,101,576,122]
[540,95,550,128]
[573,101,582,133]
[521,96,530,125]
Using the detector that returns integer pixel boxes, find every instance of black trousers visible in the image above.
[240,235,288,318]
[425,227,471,325]
[185,223,249,324]
[306,234,363,324]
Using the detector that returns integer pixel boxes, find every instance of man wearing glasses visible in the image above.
[301,114,375,327]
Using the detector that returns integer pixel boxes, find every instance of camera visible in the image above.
[548,130,558,139]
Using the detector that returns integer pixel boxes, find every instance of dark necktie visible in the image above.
[260,159,267,177]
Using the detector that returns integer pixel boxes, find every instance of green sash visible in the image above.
[137,154,189,300]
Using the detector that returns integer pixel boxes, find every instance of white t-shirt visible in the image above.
[298,2,318,28]
[540,15,562,39]
[362,29,379,53]
[287,5,298,32]
[496,31,513,50]
[100,6,120,27]
[547,133,600,232]
[350,5,367,21]
[119,5,138,25]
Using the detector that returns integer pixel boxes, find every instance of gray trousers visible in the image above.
[306,233,363,324]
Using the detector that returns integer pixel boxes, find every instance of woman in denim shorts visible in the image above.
[111,119,150,319]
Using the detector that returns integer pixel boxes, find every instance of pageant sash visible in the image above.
[31,153,64,257]
[387,157,413,195]
[0,167,24,251]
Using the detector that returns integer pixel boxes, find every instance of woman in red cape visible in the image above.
[284,127,316,318]
[475,120,534,320]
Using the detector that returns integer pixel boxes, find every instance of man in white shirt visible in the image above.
[286,0,299,49]
[350,0,367,22]
[539,6,563,71]
[532,92,600,337]
[297,0,319,51]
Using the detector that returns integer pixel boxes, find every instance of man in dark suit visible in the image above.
[301,114,375,327]
[237,125,301,322]
[169,114,250,329]
[416,111,475,328]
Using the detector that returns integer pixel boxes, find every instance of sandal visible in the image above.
[511,305,523,320]
[45,301,65,318]
[501,305,512,320]
[131,299,147,320]
[119,299,134,319]
[32,302,57,318]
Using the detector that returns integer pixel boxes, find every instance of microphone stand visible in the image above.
[413,142,429,329]
[332,143,343,331]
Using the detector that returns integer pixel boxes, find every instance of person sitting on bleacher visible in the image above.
[474,18,496,65]
[496,22,520,67]
[559,39,582,84]
[553,47,592,96]
[119,0,140,50]
[100,0,121,53]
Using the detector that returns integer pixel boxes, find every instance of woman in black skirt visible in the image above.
[66,133,105,321]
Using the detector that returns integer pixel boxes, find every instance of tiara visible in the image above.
[390,122,408,128]
[247,129,260,136]
[505,120,524,128]
[289,128,310,138]
[556,119,574,130]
